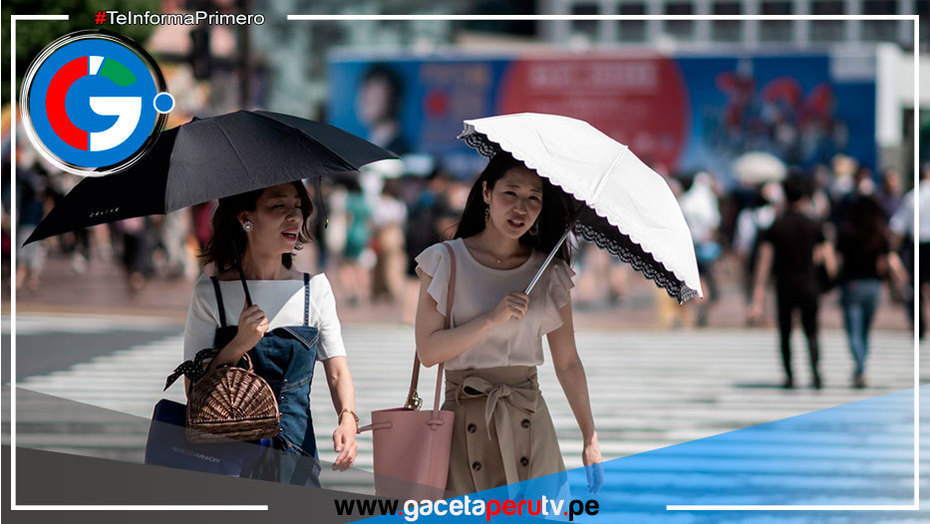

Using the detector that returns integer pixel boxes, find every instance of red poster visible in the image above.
[498,54,689,171]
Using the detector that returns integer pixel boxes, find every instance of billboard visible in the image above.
[328,50,877,180]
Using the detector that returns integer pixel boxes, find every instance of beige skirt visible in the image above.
[443,366,565,496]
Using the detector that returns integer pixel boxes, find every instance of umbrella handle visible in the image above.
[524,228,572,295]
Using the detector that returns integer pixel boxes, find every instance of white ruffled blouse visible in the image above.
[415,238,575,371]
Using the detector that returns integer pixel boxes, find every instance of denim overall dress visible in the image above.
[210,274,322,487]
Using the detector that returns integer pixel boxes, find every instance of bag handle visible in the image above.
[403,242,456,413]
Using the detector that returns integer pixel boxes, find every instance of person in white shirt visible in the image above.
[182,181,357,486]
[889,163,930,338]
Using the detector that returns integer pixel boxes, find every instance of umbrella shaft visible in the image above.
[524,229,572,295]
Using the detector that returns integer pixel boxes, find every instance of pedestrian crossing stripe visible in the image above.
[7,317,916,475]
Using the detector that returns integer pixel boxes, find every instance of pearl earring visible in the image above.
[241,220,254,232]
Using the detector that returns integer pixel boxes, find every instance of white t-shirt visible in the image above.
[415,238,575,371]
[183,273,347,362]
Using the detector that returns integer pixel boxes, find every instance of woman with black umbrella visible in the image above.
[182,181,358,486]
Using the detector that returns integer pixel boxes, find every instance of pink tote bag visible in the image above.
[360,243,456,500]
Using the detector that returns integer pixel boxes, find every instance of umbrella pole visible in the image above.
[524,228,572,295]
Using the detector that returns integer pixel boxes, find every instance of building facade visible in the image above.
[540,0,924,50]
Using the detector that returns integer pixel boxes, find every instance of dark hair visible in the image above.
[361,64,403,121]
[454,152,574,264]
[782,174,811,204]
[201,181,314,272]
[846,195,887,253]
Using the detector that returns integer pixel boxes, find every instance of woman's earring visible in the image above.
[241,220,254,233]
[484,207,490,224]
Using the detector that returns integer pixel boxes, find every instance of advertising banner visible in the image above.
[328,51,877,179]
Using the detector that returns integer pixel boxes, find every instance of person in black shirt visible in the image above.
[835,195,907,388]
[750,176,837,389]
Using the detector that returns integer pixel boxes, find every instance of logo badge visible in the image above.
[20,30,173,176]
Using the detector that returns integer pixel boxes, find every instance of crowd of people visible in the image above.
[677,154,921,389]
[1,141,923,390]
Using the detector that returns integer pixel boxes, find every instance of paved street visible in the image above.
[2,312,923,499]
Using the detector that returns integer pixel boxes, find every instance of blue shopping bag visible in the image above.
[144,399,266,476]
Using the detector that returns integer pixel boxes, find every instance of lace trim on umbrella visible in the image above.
[462,133,501,158]
[462,129,699,305]
[575,223,698,305]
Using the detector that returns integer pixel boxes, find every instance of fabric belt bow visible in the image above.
[456,375,539,485]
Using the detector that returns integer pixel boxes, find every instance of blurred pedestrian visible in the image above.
[404,169,451,276]
[15,155,50,292]
[835,196,908,388]
[750,175,837,389]
[48,172,92,274]
[116,216,156,293]
[679,171,721,326]
[402,170,453,322]
[809,164,833,222]
[157,209,196,280]
[828,154,857,224]
[734,182,783,308]
[877,167,903,219]
[890,163,930,339]
[370,179,407,302]
[340,178,372,306]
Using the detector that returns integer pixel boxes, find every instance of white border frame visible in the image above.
[6,12,920,513]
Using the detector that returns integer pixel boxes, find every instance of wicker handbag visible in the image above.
[185,353,280,444]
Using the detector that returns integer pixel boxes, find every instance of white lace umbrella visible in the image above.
[459,113,702,304]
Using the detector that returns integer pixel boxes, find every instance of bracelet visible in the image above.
[338,408,359,427]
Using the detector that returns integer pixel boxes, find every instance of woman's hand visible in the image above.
[234,301,269,350]
[209,302,268,370]
[582,433,604,494]
[747,289,766,325]
[487,292,529,326]
[332,415,358,471]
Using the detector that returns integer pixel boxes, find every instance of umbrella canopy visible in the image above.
[732,151,787,186]
[459,113,702,304]
[25,110,396,244]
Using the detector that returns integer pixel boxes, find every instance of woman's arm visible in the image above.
[414,270,527,367]
[547,304,598,450]
[322,356,358,471]
[813,241,838,280]
[748,241,774,322]
[547,303,603,491]
[885,251,909,290]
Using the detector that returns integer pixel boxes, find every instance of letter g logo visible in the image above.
[21,30,173,176]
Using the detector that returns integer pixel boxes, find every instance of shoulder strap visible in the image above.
[403,242,456,411]
[303,273,311,326]
[210,276,228,328]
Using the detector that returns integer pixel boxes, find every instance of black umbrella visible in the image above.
[24,110,396,301]
[25,110,396,243]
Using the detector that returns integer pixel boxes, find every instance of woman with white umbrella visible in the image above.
[413,151,601,495]
[411,113,701,496]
